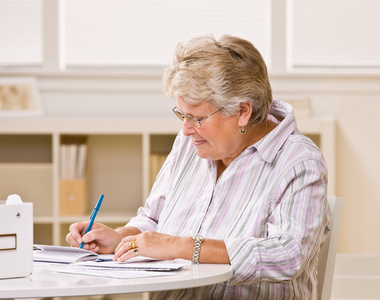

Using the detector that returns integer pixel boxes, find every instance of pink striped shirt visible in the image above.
[127,100,331,299]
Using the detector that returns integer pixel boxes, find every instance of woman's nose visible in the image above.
[182,118,197,136]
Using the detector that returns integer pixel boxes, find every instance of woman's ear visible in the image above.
[238,102,252,127]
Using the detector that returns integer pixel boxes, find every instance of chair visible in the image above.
[317,196,343,300]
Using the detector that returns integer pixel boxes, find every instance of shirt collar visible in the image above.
[251,100,297,163]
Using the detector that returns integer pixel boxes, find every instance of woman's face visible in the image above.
[176,99,243,164]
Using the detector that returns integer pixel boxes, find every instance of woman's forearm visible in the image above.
[175,237,230,264]
[115,226,142,239]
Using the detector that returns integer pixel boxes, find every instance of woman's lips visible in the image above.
[192,139,205,147]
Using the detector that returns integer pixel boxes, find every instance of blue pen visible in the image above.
[80,194,104,249]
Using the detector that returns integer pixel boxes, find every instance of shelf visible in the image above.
[0,117,335,246]
[0,118,183,134]
[34,216,56,223]
[57,210,137,224]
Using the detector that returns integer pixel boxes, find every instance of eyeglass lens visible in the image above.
[173,108,201,128]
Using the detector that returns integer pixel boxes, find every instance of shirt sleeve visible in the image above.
[224,157,331,285]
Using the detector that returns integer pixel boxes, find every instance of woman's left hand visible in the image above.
[113,230,185,262]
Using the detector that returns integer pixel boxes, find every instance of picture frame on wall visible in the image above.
[0,77,43,117]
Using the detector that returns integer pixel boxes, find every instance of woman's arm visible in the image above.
[113,230,230,264]
[225,159,330,285]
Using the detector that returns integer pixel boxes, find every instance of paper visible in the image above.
[33,244,103,264]
[60,144,87,179]
[33,244,190,279]
[56,267,181,279]
[55,258,190,279]
[73,258,189,271]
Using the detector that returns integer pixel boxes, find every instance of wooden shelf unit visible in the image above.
[0,117,335,245]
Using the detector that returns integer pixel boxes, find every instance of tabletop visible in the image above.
[0,261,233,299]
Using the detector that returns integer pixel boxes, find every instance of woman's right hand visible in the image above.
[65,221,123,254]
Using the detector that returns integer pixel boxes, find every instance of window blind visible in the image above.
[288,0,380,68]
[0,0,43,66]
[64,0,271,68]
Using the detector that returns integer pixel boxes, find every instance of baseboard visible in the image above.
[331,253,380,299]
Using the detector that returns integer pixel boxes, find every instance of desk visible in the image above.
[0,262,232,299]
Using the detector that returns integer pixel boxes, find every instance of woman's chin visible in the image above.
[195,148,214,160]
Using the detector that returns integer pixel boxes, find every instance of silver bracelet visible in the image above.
[191,235,205,264]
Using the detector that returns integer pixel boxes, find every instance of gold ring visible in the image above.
[133,248,139,256]
[129,241,136,249]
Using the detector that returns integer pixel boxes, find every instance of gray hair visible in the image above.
[163,34,272,125]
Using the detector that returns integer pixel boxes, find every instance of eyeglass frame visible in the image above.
[172,106,224,128]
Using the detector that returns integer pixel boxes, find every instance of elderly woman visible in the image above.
[66,35,331,299]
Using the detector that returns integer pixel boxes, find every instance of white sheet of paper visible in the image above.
[55,267,180,279]
[72,258,189,271]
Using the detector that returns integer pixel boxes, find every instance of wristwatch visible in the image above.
[191,235,205,264]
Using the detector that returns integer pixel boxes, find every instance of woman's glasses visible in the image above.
[172,106,224,128]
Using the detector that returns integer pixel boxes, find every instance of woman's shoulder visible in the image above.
[282,130,327,167]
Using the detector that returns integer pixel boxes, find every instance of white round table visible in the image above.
[0,262,233,299]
